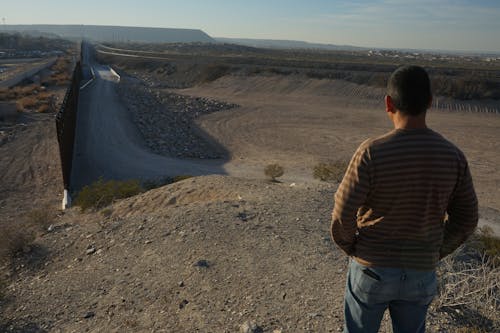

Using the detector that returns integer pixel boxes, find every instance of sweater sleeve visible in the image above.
[331,143,372,256]
[440,154,479,259]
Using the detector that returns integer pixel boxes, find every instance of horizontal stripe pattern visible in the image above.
[331,128,478,270]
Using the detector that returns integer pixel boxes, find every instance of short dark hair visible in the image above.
[387,65,432,116]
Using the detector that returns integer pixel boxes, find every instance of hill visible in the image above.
[215,37,366,51]
[2,25,215,43]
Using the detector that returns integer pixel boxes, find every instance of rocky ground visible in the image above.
[117,76,238,159]
[1,67,499,332]
[2,175,495,332]
[0,121,28,146]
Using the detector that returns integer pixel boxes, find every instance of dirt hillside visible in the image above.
[1,176,479,332]
[1,73,499,332]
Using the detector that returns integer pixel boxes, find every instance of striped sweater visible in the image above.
[331,128,478,270]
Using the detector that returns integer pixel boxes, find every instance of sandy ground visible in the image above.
[180,74,500,230]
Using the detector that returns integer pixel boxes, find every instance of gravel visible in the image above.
[117,77,238,159]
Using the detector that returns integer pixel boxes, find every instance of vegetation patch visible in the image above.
[436,228,500,331]
[173,175,193,183]
[0,206,55,265]
[142,177,173,191]
[313,161,347,182]
[74,178,143,212]
[264,164,284,182]
[474,226,500,265]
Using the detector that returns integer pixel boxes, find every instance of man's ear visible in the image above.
[385,95,396,114]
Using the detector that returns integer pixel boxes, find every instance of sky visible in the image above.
[1,0,500,53]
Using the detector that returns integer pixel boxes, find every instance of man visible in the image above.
[331,65,478,333]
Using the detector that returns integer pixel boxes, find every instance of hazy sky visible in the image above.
[2,0,500,52]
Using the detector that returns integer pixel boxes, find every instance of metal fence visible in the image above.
[55,61,82,191]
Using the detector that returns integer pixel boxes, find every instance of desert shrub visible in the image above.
[143,176,173,190]
[313,161,347,182]
[264,164,284,182]
[173,175,193,183]
[0,85,39,101]
[37,104,50,113]
[435,230,500,330]
[0,207,54,276]
[74,178,143,211]
[473,226,500,265]
[0,224,36,263]
[199,65,230,83]
[25,208,54,231]
[17,96,38,109]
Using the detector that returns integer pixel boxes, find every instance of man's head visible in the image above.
[386,65,432,116]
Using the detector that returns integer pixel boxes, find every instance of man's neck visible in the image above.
[392,112,427,130]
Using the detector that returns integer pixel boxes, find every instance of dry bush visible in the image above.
[16,96,38,111]
[25,207,55,231]
[0,87,11,100]
[435,229,500,330]
[37,104,50,113]
[45,72,71,86]
[1,85,39,101]
[143,177,173,191]
[474,226,500,265]
[0,224,36,262]
[51,57,70,73]
[264,163,284,182]
[0,206,55,301]
[198,65,230,83]
[313,161,348,182]
[173,175,193,183]
[74,178,143,212]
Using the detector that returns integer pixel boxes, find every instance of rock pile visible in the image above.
[117,77,238,159]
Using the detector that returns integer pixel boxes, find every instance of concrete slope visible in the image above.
[71,64,226,191]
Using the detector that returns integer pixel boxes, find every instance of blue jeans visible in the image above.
[344,259,437,333]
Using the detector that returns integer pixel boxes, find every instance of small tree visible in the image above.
[264,163,284,182]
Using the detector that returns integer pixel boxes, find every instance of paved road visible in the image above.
[71,53,226,191]
[0,57,57,88]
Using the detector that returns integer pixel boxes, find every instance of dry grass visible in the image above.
[24,208,56,231]
[474,226,500,265]
[0,207,55,265]
[17,96,38,110]
[0,85,40,101]
[435,228,500,330]
[1,84,55,113]
[37,104,50,113]
[0,224,36,263]
[173,175,193,183]
[45,57,72,87]
[0,206,56,299]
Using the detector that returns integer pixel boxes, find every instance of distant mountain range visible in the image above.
[215,37,367,51]
[2,25,497,55]
[1,25,214,43]
[0,25,368,51]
